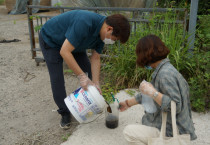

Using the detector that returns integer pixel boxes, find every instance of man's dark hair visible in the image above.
[105,14,131,43]
[136,35,170,67]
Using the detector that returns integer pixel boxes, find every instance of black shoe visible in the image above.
[60,114,71,129]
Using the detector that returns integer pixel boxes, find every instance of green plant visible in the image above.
[61,133,71,141]
[29,15,40,20]
[195,15,210,51]
[54,2,62,7]
[157,0,210,15]
[186,50,210,112]
[64,69,73,74]
[125,89,136,96]
[101,82,120,103]
[0,0,4,5]
[34,24,43,32]
[102,41,151,88]
[185,14,210,112]
[157,0,189,9]
[29,16,43,32]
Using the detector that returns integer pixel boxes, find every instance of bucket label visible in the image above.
[81,89,92,106]
[79,109,96,121]
[79,114,87,121]
[73,87,81,98]
[77,101,84,112]
[72,105,79,114]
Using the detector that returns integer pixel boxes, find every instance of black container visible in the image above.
[105,115,118,129]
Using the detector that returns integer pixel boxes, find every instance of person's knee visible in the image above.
[48,66,64,86]
[123,124,136,137]
[123,125,147,145]
[123,124,160,145]
[123,124,142,142]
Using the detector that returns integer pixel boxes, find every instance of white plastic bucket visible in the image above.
[64,85,105,123]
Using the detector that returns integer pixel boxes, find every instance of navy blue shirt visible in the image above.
[40,10,106,54]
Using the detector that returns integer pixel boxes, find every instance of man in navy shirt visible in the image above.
[39,10,130,129]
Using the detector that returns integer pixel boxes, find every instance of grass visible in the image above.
[61,133,71,141]
[0,0,4,5]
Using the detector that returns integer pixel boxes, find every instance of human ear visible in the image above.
[107,26,113,32]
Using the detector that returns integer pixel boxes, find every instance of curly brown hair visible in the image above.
[105,14,130,43]
[136,35,170,67]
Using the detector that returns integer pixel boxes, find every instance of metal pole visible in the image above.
[188,0,199,53]
[27,0,36,59]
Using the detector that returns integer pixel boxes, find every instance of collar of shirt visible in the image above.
[152,58,170,80]
[93,16,106,37]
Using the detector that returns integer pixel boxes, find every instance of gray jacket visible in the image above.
[135,58,197,140]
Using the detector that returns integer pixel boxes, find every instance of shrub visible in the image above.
[186,49,210,112]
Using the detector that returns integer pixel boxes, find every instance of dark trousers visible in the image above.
[39,33,92,116]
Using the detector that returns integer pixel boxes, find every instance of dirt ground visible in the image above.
[1,5,210,145]
[0,6,79,145]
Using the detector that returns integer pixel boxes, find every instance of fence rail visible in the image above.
[27,5,187,66]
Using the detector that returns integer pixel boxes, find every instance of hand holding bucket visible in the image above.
[78,73,94,90]
[78,73,102,94]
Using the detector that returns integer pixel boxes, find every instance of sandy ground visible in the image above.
[0,5,210,145]
[0,6,79,145]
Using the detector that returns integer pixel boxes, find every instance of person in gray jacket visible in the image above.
[119,35,197,144]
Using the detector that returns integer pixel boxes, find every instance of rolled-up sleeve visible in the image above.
[135,93,142,104]
[94,41,104,54]
[161,95,171,111]
[159,76,182,113]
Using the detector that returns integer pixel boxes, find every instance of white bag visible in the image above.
[148,101,191,145]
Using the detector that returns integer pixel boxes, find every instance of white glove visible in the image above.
[78,73,94,90]
[139,80,157,97]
